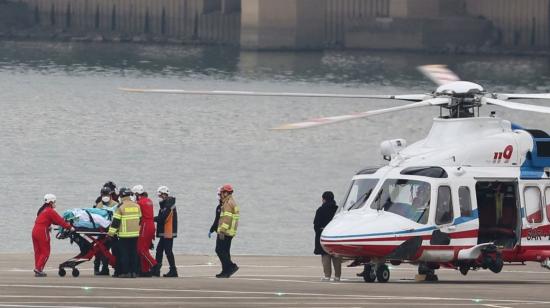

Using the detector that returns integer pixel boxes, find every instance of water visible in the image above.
[2,41,550,256]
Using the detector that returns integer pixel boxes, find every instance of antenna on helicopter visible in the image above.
[120,64,550,129]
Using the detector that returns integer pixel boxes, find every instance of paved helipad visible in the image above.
[1,253,550,307]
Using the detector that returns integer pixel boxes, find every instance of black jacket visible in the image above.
[155,196,178,238]
[313,200,338,255]
[209,201,222,233]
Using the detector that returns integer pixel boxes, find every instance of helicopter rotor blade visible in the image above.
[272,97,450,130]
[495,93,550,100]
[119,87,431,101]
[482,97,550,114]
[417,64,461,86]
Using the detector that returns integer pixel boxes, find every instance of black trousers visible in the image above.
[118,237,138,275]
[94,235,111,272]
[215,235,235,273]
[155,238,176,269]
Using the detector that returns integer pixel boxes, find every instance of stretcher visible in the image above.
[55,227,116,277]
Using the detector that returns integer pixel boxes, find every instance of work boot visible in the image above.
[34,269,47,277]
[140,271,152,278]
[226,265,239,278]
[215,271,227,278]
[163,268,178,278]
[151,263,161,277]
[98,267,110,276]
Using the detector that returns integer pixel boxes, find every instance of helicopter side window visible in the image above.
[458,186,473,217]
[524,186,543,224]
[436,186,453,225]
[342,179,379,211]
[371,179,431,224]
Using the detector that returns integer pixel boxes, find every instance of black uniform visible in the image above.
[313,199,338,255]
[154,196,178,275]
[209,201,222,234]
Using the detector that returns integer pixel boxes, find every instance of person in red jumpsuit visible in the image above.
[32,194,74,277]
[132,185,159,277]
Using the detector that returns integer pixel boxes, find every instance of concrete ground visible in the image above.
[1,253,550,307]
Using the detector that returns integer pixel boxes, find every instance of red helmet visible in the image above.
[221,184,234,193]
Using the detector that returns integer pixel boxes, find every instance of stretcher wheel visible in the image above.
[58,268,66,277]
[72,268,80,277]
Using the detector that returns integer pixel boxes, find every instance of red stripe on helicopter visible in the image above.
[321,229,479,243]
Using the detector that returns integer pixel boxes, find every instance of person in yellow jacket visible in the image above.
[215,184,240,278]
[108,187,141,278]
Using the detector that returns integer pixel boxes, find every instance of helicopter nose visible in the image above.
[320,211,410,258]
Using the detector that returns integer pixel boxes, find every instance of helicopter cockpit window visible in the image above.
[371,179,431,224]
[342,179,379,211]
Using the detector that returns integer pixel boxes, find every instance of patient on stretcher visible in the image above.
[63,207,114,230]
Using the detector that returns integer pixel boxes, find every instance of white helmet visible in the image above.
[44,194,56,204]
[132,184,145,195]
[157,186,170,195]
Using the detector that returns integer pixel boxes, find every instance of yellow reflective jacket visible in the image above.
[108,197,141,238]
[217,195,239,237]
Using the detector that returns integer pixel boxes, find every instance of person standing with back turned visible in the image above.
[215,184,240,278]
[108,187,141,278]
[153,186,178,277]
[314,191,341,282]
[132,185,160,277]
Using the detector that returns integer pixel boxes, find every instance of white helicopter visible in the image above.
[122,65,550,282]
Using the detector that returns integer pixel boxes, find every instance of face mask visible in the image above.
[102,196,110,203]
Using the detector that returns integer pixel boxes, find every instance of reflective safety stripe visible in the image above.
[109,201,141,238]
[220,223,230,230]
[222,211,233,217]
[125,207,139,213]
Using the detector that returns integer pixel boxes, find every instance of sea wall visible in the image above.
[4,0,550,51]
[14,0,240,44]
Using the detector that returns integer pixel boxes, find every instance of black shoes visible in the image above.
[98,268,110,276]
[151,264,161,277]
[216,265,239,278]
[227,265,239,277]
[34,269,47,277]
[163,268,179,277]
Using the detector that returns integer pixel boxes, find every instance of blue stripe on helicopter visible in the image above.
[322,209,478,239]
[519,129,549,179]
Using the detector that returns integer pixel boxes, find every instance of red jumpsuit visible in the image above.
[137,197,158,273]
[32,206,71,272]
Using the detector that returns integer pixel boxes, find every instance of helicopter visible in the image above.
[121,65,550,282]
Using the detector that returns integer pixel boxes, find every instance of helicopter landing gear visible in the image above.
[481,246,503,274]
[362,264,376,283]
[418,263,438,281]
[459,265,469,276]
[375,264,390,283]
[489,254,503,274]
[362,263,390,283]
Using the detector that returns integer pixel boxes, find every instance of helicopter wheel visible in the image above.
[459,266,469,276]
[375,264,390,283]
[362,264,376,283]
[489,255,503,273]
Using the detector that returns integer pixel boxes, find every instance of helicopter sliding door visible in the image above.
[475,181,519,248]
